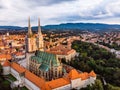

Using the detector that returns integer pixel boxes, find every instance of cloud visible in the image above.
[0,0,120,26]
[26,0,75,6]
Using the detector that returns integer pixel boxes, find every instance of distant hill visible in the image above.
[43,23,120,31]
[0,23,120,32]
[0,26,22,30]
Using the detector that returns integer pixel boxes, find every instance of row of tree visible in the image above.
[97,41,120,50]
[62,40,120,88]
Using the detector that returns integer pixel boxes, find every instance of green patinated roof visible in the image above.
[31,50,60,72]
[31,56,43,63]
[39,64,49,71]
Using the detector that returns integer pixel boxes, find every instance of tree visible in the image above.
[81,79,104,90]
[70,40,120,87]
[0,64,3,76]
[92,79,104,90]
[106,84,120,90]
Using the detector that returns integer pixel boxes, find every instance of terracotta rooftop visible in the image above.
[15,52,24,56]
[3,60,10,67]
[46,78,70,89]
[89,71,96,77]
[10,62,45,90]
[79,72,89,80]
[67,69,96,80]
[0,54,12,60]
[67,69,80,80]
[9,62,96,90]
[11,62,25,73]
[46,49,75,55]
[25,70,45,90]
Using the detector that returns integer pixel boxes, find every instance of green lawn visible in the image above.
[13,86,29,90]
[21,86,29,90]
[0,79,11,89]
[3,74,29,90]
[2,79,11,85]
[5,74,17,81]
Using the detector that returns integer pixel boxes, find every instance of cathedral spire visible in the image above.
[28,17,33,37]
[38,17,42,35]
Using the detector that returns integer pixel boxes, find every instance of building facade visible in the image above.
[26,17,44,69]
[29,50,64,81]
[26,17,44,53]
[2,61,96,90]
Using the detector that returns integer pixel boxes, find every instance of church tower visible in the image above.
[26,17,36,70]
[37,18,44,51]
[26,17,44,70]
[26,17,37,53]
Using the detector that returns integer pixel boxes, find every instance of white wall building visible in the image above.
[2,62,96,90]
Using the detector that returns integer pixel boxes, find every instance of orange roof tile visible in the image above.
[45,84,51,90]
[79,72,89,80]
[46,45,76,55]
[89,71,96,77]
[66,69,96,81]
[11,62,45,90]
[11,62,25,73]
[0,54,12,60]
[46,78,70,89]
[67,69,80,80]
[15,52,24,56]
[3,60,10,67]
[25,70,45,90]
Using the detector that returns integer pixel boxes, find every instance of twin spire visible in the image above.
[28,17,42,37]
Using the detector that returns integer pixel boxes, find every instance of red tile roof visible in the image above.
[10,62,96,90]
[67,69,80,80]
[89,71,96,77]
[10,62,45,90]
[46,45,76,55]
[0,54,12,60]
[25,70,45,90]
[67,69,96,80]
[46,78,70,89]
[3,60,10,67]
[11,62,25,73]
[79,72,89,80]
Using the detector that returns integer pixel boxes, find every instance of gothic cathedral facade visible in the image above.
[26,17,44,53]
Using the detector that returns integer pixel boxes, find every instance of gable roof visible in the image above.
[25,70,45,90]
[46,78,70,89]
[0,54,12,60]
[3,60,10,67]
[67,69,80,80]
[79,72,89,80]
[31,51,60,72]
[10,62,46,90]
[89,71,96,77]
[11,62,25,73]
[67,69,96,81]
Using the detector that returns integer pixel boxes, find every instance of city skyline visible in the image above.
[0,0,120,26]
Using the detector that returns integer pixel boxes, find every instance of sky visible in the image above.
[0,0,120,26]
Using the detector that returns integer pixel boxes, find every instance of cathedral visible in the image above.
[26,17,64,81]
[2,17,96,90]
[26,17,44,52]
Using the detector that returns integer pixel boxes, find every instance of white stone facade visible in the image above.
[53,84,71,90]
[3,64,96,90]
[24,78,40,90]
[3,66,10,75]
[57,50,77,61]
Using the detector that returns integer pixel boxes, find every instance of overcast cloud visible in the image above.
[0,0,120,26]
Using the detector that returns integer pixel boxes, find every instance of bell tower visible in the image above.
[37,18,44,51]
[26,17,37,53]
